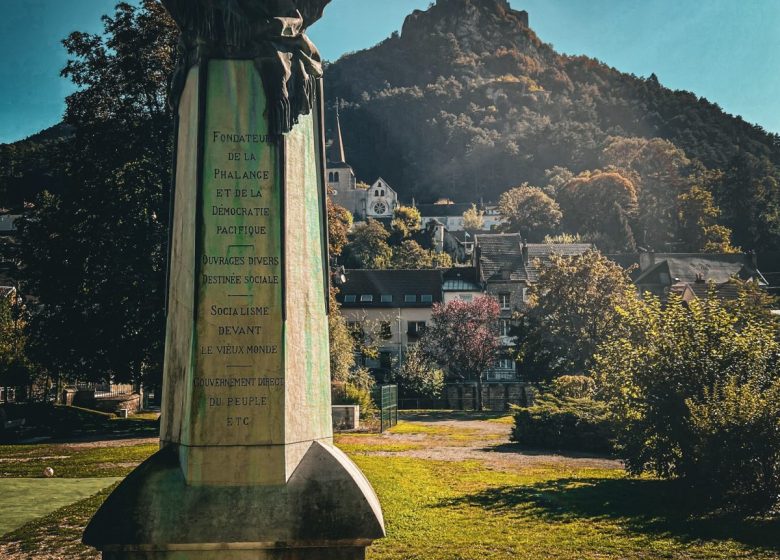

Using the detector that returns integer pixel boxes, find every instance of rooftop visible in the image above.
[337,269,444,308]
[475,233,593,283]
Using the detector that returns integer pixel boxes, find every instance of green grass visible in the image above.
[0,478,120,537]
[2,415,780,559]
[0,442,158,478]
[3,456,779,559]
[0,483,119,560]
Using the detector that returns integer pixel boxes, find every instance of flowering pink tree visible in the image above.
[421,296,501,411]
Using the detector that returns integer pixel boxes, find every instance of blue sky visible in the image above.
[1,0,778,143]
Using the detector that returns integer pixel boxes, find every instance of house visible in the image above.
[442,267,483,303]
[417,202,505,232]
[633,252,769,301]
[336,269,444,380]
[475,234,594,314]
[474,234,594,381]
[336,267,528,410]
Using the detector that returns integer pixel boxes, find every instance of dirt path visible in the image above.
[338,413,621,471]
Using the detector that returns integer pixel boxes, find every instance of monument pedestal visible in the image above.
[84,58,384,558]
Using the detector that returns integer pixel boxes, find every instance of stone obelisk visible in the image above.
[83,2,385,558]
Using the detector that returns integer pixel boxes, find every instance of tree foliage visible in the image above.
[593,293,780,511]
[498,184,561,241]
[344,218,393,269]
[393,344,444,400]
[462,203,485,230]
[15,1,176,385]
[516,250,638,379]
[421,296,501,410]
[390,204,421,240]
[327,197,353,257]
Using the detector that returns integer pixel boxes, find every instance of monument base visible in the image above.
[83,442,385,560]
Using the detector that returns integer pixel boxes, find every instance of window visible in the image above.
[500,319,511,337]
[328,172,334,182]
[404,294,417,303]
[498,293,511,310]
[522,287,528,303]
[380,294,393,303]
[421,294,433,303]
[380,321,392,340]
[407,321,427,338]
[343,295,356,303]
[381,189,385,196]
[496,358,514,370]
[459,294,473,302]
[334,171,340,182]
[375,190,380,196]
[360,295,373,302]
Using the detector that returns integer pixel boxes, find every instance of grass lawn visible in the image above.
[0,478,120,537]
[1,413,779,559]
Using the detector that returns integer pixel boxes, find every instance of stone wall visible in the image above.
[445,382,531,411]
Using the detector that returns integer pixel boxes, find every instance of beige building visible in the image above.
[337,269,443,379]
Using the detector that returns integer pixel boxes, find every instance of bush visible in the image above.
[332,380,377,419]
[393,344,444,400]
[511,394,615,454]
[687,377,780,512]
[551,375,596,399]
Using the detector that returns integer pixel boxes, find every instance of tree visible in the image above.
[557,170,638,251]
[0,295,33,403]
[498,184,562,241]
[391,240,432,269]
[15,1,177,385]
[516,250,638,378]
[421,297,501,411]
[327,196,353,257]
[344,219,393,269]
[462,204,485,230]
[677,185,738,253]
[719,152,780,251]
[391,205,422,240]
[393,344,444,400]
[601,137,689,248]
[593,293,780,511]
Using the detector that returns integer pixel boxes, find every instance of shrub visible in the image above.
[393,344,444,400]
[687,377,780,512]
[511,394,615,454]
[551,375,596,399]
[332,380,377,419]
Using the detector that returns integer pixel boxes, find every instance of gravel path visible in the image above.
[340,414,622,471]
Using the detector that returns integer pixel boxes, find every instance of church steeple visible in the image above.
[334,99,347,164]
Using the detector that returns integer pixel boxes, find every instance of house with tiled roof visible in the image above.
[473,234,594,381]
[634,253,769,302]
[336,269,445,379]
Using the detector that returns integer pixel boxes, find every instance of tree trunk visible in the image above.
[476,374,484,412]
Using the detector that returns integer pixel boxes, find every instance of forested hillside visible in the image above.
[325,0,780,250]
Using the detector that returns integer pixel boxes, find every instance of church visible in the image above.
[326,107,399,221]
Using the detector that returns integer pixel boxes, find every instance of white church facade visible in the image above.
[326,107,398,221]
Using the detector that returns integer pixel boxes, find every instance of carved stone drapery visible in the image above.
[161,0,331,135]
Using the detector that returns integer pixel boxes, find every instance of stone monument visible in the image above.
[83,1,385,558]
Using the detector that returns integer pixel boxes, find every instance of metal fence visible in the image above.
[373,384,398,432]
[75,382,135,399]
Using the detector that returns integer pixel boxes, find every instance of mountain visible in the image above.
[324,0,780,205]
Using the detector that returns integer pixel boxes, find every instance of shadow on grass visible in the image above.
[400,410,509,423]
[484,442,617,461]
[442,476,780,551]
